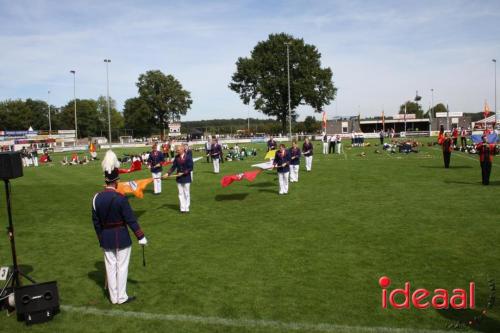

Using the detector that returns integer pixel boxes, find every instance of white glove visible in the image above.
[138,237,148,246]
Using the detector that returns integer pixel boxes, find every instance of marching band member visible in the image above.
[322,133,328,154]
[92,150,147,304]
[302,137,314,171]
[289,141,301,182]
[164,145,193,213]
[147,143,165,194]
[210,138,222,174]
[460,127,468,149]
[205,139,211,163]
[267,136,277,151]
[273,143,291,194]
[476,135,498,185]
[442,133,453,169]
[336,135,343,154]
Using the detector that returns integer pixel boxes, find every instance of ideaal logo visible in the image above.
[379,276,475,309]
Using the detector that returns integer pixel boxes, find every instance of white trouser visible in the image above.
[336,143,343,154]
[278,172,289,194]
[104,246,131,304]
[32,157,38,167]
[22,157,28,167]
[152,172,162,194]
[213,158,220,173]
[322,143,328,154]
[177,183,191,212]
[305,156,313,171]
[290,164,299,182]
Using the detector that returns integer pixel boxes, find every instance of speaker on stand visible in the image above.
[0,152,59,324]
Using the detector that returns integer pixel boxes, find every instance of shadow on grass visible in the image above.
[134,210,146,218]
[248,181,274,188]
[258,189,276,194]
[159,203,179,211]
[215,193,249,201]
[444,180,481,185]
[420,165,473,169]
[436,308,500,332]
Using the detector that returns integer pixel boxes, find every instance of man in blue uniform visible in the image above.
[267,136,277,151]
[163,145,194,213]
[147,143,164,194]
[92,150,147,304]
[210,138,222,174]
[273,143,291,194]
[289,141,301,182]
[302,137,314,171]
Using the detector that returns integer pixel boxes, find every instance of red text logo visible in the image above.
[379,276,475,309]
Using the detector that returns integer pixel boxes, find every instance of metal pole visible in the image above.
[285,42,292,140]
[446,104,450,131]
[70,70,77,141]
[104,59,112,145]
[493,59,497,123]
[47,90,52,136]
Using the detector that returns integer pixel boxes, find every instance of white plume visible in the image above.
[101,150,120,173]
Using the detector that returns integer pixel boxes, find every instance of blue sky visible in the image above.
[1,0,499,121]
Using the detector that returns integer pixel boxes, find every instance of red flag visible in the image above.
[118,160,142,174]
[322,112,327,129]
[221,170,262,188]
[161,160,173,166]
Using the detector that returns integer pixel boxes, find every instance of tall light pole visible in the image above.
[430,88,434,132]
[493,59,497,123]
[104,59,112,145]
[70,70,77,141]
[285,42,292,140]
[47,90,52,136]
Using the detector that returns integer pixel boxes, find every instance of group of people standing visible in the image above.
[440,128,498,185]
[267,136,313,195]
[321,134,343,155]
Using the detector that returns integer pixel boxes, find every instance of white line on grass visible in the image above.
[61,305,459,333]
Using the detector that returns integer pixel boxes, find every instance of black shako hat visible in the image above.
[104,168,120,184]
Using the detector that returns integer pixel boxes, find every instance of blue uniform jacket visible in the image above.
[267,140,277,151]
[302,142,314,156]
[168,154,193,183]
[92,188,145,250]
[289,147,301,165]
[273,149,291,173]
[210,144,222,159]
[148,151,165,173]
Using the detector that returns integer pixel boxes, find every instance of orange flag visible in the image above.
[117,178,153,199]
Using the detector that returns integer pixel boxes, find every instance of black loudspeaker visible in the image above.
[0,152,23,180]
[14,281,60,325]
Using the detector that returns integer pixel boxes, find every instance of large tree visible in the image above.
[0,99,50,131]
[59,99,101,138]
[136,70,192,139]
[399,101,424,118]
[96,95,124,139]
[123,97,154,137]
[229,33,336,133]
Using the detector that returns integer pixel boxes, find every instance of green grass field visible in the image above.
[1,139,499,332]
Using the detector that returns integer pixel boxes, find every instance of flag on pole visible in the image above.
[264,150,276,160]
[117,178,153,199]
[251,161,274,170]
[484,100,491,119]
[119,160,143,174]
[322,112,327,129]
[221,170,262,188]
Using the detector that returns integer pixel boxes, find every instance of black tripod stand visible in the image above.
[0,179,36,304]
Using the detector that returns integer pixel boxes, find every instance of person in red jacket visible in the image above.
[476,135,498,185]
[442,133,453,169]
[452,127,459,147]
